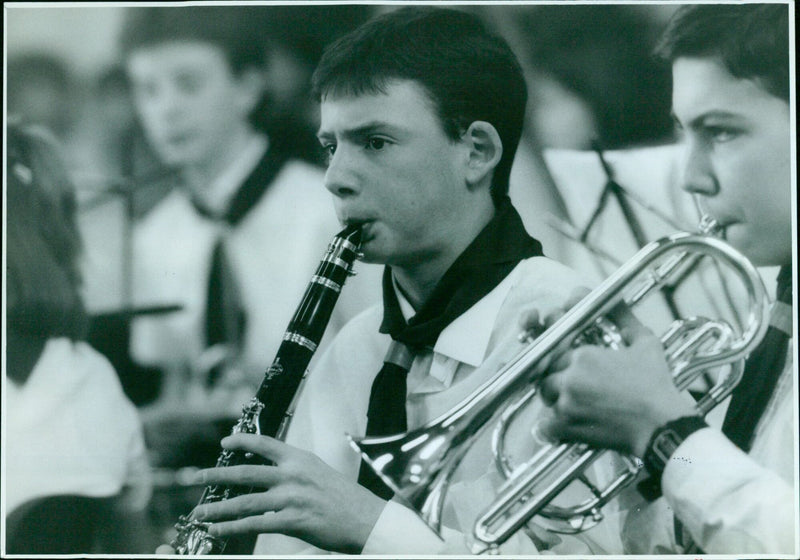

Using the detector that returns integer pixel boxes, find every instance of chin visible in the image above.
[359,249,389,266]
[158,141,202,167]
[752,251,791,269]
[155,147,187,167]
[355,241,381,265]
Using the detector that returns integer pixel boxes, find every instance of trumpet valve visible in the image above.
[575,317,623,349]
[517,330,536,344]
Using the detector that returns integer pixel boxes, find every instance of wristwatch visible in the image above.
[638,415,708,500]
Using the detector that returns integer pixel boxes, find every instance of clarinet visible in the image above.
[170,225,362,555]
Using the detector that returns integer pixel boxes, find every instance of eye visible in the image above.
[174,71,206,94]
[672,119,685,140]
[707,127,739,144]
[365,137,387,151]
[320,143,336,165]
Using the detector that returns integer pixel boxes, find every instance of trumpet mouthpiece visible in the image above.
[698,214,721,236]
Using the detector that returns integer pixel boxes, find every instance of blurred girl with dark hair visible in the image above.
[4,124,152,553]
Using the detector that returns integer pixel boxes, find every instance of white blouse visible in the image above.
[4,338,151,514]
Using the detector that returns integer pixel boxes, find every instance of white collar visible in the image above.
[391,262,521,368]
[393,275,417,322]
[198,134,270,216]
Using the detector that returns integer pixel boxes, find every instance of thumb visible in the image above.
[156,544,176,555]
[607,303,651,345]
[517,307,542,339]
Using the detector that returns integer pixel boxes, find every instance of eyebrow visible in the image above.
[316,121,404,143]
[672,109,745,131]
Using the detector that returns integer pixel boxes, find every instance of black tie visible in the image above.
[192,148,288,382]
[205,240,246,351]
[722,264,793,451]
[356,198,544,499]
[356,340,417,500]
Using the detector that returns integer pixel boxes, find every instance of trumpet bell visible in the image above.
[349,424,466,536]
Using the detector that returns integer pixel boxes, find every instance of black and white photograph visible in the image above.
[2,1,797,557]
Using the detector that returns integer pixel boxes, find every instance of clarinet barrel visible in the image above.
[171,225,362,555]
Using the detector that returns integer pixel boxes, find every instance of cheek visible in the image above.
[132,96,163,127]
[725,156,792,264]
[180,82,232,117]
[383,179,424,223]
[136,108,161,137]
[416,150,462,202]
[194,91,248,135]
[739,150,791,223]
[717,136,788,205]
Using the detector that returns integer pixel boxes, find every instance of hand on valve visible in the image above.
[518,289,697,458]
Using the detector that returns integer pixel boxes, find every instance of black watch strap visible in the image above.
[638,415,708,501]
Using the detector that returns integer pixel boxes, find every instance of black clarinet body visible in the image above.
[171,226,362,555]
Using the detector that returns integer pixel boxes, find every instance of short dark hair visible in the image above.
[655,4,789,102]
[6,124,87,343]
[118,6,266,74]
[311,7,527,202]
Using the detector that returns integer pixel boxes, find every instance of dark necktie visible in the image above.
[356,340,417,500]
[356,198,544,499]
[722,264,793,451]
[205,240,245,351]
[192,148,288,378]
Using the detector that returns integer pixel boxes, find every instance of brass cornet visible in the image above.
[349,216,770,553]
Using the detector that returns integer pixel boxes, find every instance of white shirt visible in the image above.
[622,300,798,555]
[4,338,151,514]
[255,256,626,555]
[130,147,382,409]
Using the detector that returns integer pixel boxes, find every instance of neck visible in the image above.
[181,126,262,193]
[393,201,496,310]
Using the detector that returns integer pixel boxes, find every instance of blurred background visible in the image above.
[4,3,778,554]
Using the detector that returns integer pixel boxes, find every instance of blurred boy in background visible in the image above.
[118,6,380,430]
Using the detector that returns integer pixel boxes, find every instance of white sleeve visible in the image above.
[661,427,797,554]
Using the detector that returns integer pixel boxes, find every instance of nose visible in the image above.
[680,140,719,197]
[324,147,360,199]
[136,82,183,126]
[157,88,186,123]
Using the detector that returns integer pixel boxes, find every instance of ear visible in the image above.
[462,121,503,189]
[234,68,267,115]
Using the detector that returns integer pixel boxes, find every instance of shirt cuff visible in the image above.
[661,426,746,494]
[362,500,448,554]
[660,427,796,554]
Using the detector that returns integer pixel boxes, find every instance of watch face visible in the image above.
[653,429,683,467]
[646,416,709,476]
